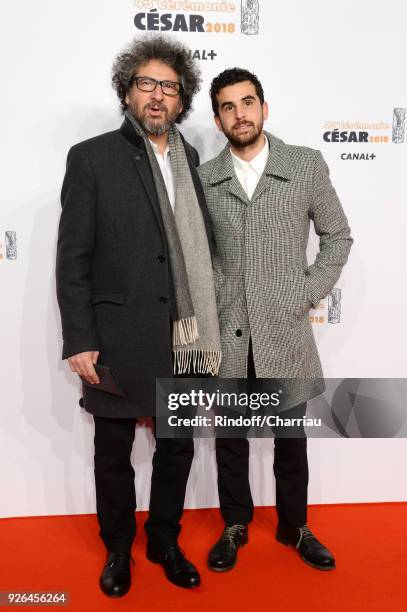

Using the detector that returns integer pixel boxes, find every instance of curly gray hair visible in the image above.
[112,35,201,123]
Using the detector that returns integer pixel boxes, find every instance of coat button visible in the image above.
[159,296,168,303]
[158,254,165,262]
[235,329,242,337]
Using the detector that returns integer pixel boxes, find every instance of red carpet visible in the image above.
[1,504,406,611]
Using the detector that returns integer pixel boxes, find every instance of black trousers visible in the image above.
[94,415,194,553]
[215,339,309,528]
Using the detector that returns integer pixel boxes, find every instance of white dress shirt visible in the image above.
[230,135,269,199]
[150,139,176,210]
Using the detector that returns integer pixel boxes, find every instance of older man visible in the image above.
[56,36,220,595]
[198,68,353,573]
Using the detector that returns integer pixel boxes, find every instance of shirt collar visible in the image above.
[230,134,269,175]
[149,138,170,157]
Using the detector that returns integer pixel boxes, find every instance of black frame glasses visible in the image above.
[130,75,182,97]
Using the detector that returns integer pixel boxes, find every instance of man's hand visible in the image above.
[68,351,100,385]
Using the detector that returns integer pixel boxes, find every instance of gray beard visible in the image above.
[127,99,181,137]
[141,117,172,136]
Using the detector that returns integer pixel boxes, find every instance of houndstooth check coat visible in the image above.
[198,132,353,395]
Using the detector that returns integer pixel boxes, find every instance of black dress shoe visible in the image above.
[99,551,134,597]
[146,544,200,588]
[276,524,335,570]
[208,524,248,572]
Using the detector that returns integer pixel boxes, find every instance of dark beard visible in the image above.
[224,121,263,149]
[128,100,181,136]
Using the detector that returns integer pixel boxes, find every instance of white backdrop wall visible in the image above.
[1,0,407,518]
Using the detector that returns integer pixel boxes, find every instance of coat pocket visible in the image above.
[276,270,312,317]
[91,293,125,305]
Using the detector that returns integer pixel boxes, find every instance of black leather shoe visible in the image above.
[276,524,335,570]
[146,544,200,588]
[208,524,248,572]
[99,551,134,597]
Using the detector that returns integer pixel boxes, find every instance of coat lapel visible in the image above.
[209,132,291,206]
[119,118,166,241]
[250,132,292,204]
[209,144,250,205]
[228,176,251,205]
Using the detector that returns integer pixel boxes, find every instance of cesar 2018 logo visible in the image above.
[322,108,406,161]
[133,0,259,36]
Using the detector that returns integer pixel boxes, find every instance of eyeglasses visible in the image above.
[130,75,182,97]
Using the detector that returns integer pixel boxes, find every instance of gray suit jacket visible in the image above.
[198,132,353,400]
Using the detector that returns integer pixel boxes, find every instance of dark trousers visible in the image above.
[94,416,194,553]
[215,339,309,528]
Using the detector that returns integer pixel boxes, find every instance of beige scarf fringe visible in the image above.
[172,316,199,347]
[173,349,222,376]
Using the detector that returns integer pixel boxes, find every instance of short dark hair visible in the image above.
[112,35,201,123]
[210,68,264,116]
